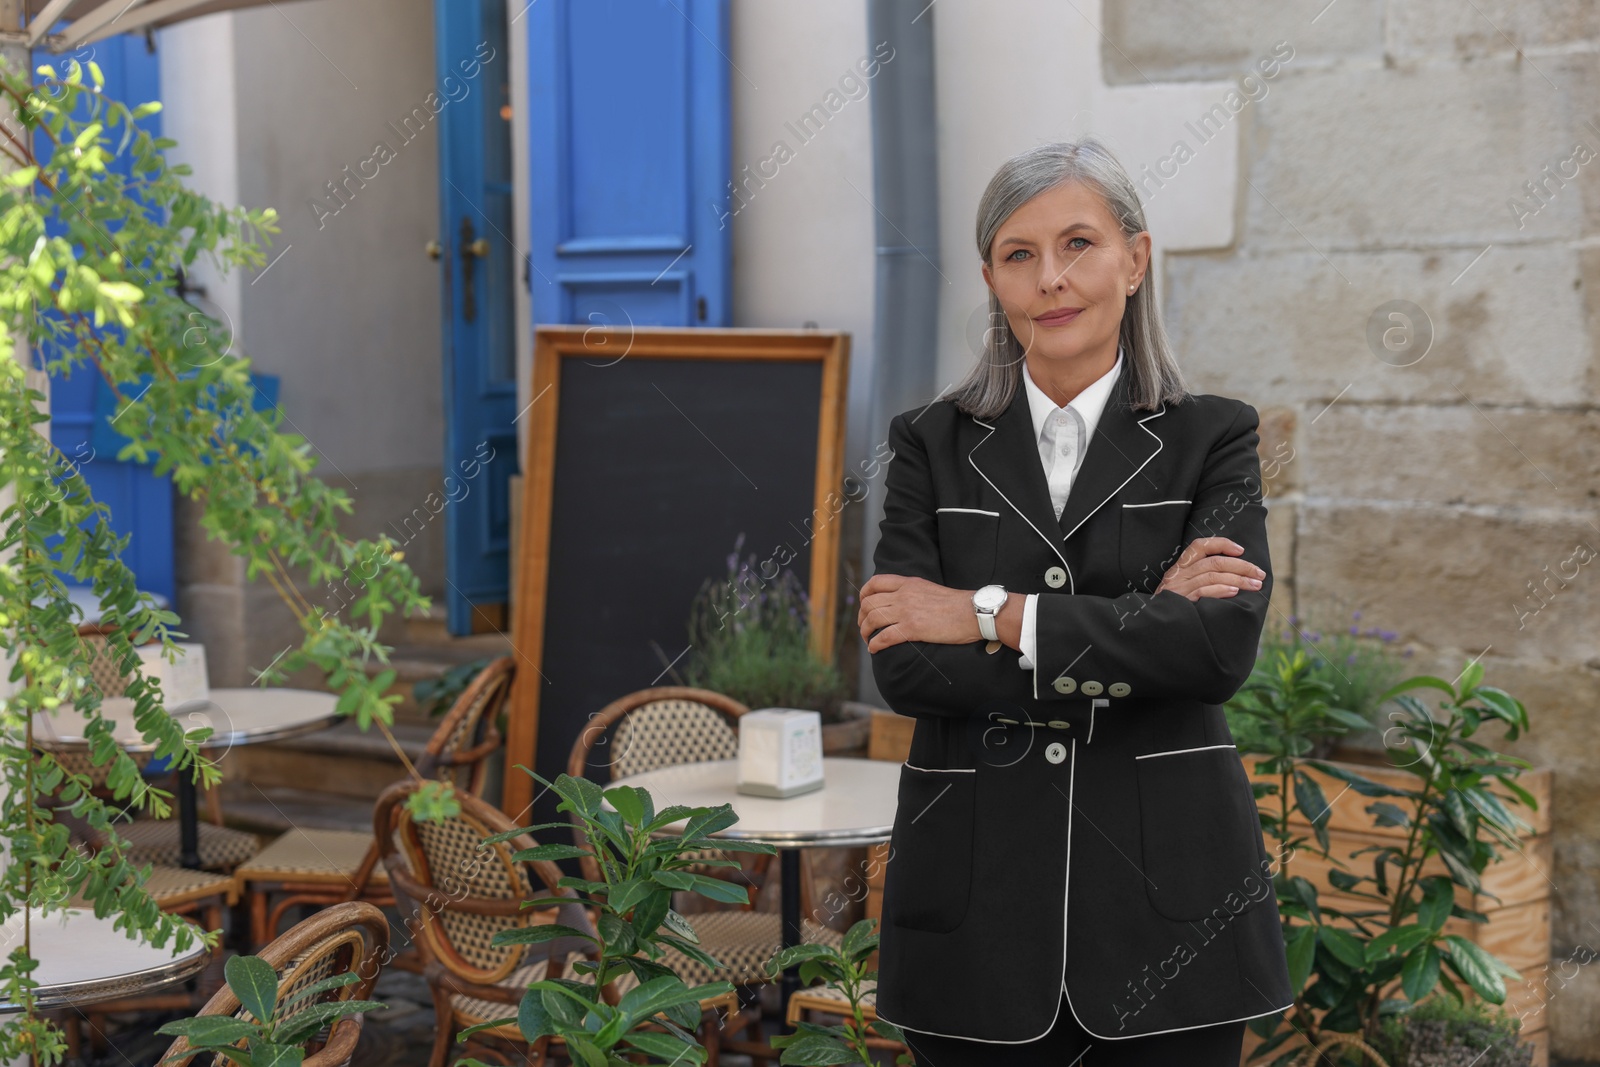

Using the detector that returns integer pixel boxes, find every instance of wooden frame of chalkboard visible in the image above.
[504,325,850,818]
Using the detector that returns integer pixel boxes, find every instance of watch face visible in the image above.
[974,585,1006,611]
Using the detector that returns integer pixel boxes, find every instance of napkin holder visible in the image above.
[737,708,824,798]
[134,642,211,708]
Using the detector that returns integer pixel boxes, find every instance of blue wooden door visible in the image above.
[439,0,731,635]
[33,35,175,604]
[436,0,520,634]
[526,0,731,328]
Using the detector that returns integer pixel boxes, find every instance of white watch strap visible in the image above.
[976,609,998,641]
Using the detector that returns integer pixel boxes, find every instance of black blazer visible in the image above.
[868,367,1295,1044]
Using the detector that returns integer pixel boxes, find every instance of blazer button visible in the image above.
[1052,676,1076,695]
[1047,720,1071,730]
[1044,566,1067,588]
[1108,682,1131,697]
[1045,741,1067,764]
[1081,680,1103,696]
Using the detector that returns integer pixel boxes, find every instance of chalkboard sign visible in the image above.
[504,326,850,820]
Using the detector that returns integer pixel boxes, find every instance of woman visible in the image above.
[857,138,1295,1065]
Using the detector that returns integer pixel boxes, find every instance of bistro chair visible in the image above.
[52,629,261,873]
[373,779,738,1067]
[160,899,391,1067]
[568,686,842,1061]
[236,656,512,948]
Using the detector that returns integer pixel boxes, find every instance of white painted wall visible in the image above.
[930,0,1240,392]
[226,0,442,476]
[727,0,880,473]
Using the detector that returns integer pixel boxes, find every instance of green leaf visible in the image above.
[509,843,591,863]
[1284,925,1317,992]
[773,1034,858,1064]
[273,1000,386,1045]
[489,923,597,946]
[840,918,878,961]
[1401,942,1441,1002]
[1318,925,1365,969]
[154,1016,259,1044]
[517,983,555,1041]
[1415,876,1455,931]
[252,1044,304,1067]
[226,954,279,1024]
[618,975,703,1024]
[603,785,645,827]
[1442,935,1506,1003]
[622,1029,706,1064]
[1365,924,1435,964]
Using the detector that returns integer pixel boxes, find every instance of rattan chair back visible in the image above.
[160,900,390,1067]
[373,780,594,987]
[416,656,512,795]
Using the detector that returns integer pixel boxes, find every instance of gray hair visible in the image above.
[948,137,1187,417]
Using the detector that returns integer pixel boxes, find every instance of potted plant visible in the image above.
[675,534,865,752]
[1233,653,1547,1065]
[455,768,779,1066]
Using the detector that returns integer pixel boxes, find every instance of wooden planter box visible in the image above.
[1242,752,1554,1066]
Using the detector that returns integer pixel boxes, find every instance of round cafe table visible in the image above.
[606,757,900,1020]
[0,908,209,1011]
[32,687,340,869]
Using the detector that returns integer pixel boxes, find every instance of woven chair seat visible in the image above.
[660,910,842,987]
[449,951,614,1035]
[237,829,389,887]
[68,864,238,910]
[108,820,260,871]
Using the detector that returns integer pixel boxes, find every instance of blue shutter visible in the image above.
[526,0,731,328]
[33,35,174,604]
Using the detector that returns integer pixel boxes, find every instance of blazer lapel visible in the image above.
[966,368,1168,569]
[1055,369,1165,542]
[966,380,1070,569]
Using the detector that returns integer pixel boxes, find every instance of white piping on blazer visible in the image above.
[1134,743,1238,760]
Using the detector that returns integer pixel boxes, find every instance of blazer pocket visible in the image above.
[935,508,999,590]
[883,763,976,933]
[1135,745,1269,922]
[1118,501,1190,593]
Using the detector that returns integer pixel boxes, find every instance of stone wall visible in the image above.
[1104,0,1599,1055]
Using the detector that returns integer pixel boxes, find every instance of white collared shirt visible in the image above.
[1016,344,1124,669]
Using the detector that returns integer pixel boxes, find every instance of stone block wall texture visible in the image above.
[1104,0,1600,1056]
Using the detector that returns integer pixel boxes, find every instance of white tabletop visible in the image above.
[606,757,900,848]
[32,687,341,754]
[0,908,209,1010]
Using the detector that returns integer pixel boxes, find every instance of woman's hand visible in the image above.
[857,574,983,653]
[1156,537,1265,601]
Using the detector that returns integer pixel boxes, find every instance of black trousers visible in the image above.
[898,989,1246,1066]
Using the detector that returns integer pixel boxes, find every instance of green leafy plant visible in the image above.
[679,533,848,721]
[454,769,779,1066]
[765,918,910,1066]
[154,954,385,1066]
[1239,662,1537,1064]
[1370,994,1533,1067]
[1233,649,1371,854]
[1235,610,1408,752]
[0,54,445,1062]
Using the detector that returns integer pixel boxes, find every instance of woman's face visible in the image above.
[981,181,1150,367]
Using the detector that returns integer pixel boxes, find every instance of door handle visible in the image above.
[458,217,491,322]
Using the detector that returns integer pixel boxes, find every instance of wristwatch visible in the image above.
[972,584,1008,641]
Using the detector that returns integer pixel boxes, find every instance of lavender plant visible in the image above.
[680,533,847,720]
